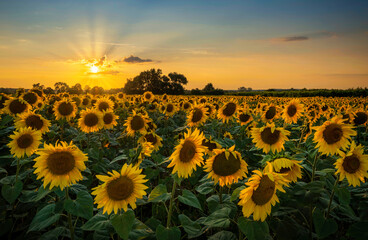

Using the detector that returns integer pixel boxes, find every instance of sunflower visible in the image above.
[164,103,176,116]
[237,109,253,126]
[15,111,50,134]
[4,98,31,116]
[81,96,91,108]
[92,164,148,214]
[95,97,114,112]
[124,110,148,136]
[238,170,289,221]
[224,131,233,139]
[187,104,208,127]
[53,99,77,121]
[138,131,163,151]
[102,110,119,129]
[72,96,82,107]
[251,123,290,153]
[217,100,238,123]
[204,145,248,187]
[7,127,42,158]
[202,137,222,154]
[78,108,104,133]
[167,128,206,178]
[352,110,368,126]
[262,104,279,122]
[265,158,302,183]
[116,92,125,101]
[143,91,154,102]
[33,141,87,190]
[22,91,40,106]
[282,99,304,124]
[0,93,10,111]
[136,142,154,165]
[313,116,356,155]
[182,101,192,111]
[334,141,368,187]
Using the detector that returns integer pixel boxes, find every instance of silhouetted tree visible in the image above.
[203,83,215,92]
[68,83,83,94]
[91,86,104,95]
[32,83,44,89]
[54,82,69,93]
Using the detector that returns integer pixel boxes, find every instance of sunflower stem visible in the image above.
[66,188,75,240]
[326,177,339,218]
[311,151,319,182]
[166,180,177,228]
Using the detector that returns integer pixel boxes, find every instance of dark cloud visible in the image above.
[122,55,153,63]
[273,31,337,42]
[281,36,309,42]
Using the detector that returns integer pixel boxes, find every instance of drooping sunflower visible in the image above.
[7,127,42,158]
[202,137,222,154]
[204,145,248,187]
[138,131,163,151]
[238,170,289,221]
[167,128,206,178]
[15,111,51,134]
[4,98,31,116]
[102,110,119,129]
[334,141,368,186]
[265,158,302,183]
[237,109,253,126]
[282,99,304,124]
[53,99,77,121]
[352,110,368,126]
[78,108,104,133]
[136,142,154,165]
[313,116,356,155]
[33,141,87,190]
[143,91,154,102]
[124,110,148,136]
[187,104,208,127]
[217,100,238,123]
[95,97,114,113]
[251,123,290,153]
[92,164,148,214]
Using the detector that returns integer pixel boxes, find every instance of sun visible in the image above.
[90,65,99,73]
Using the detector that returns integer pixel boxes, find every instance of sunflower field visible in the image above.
[0,90,368,240]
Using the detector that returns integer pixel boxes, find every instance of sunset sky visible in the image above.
[0,0,367,90]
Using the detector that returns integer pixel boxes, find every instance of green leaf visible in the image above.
[28,204,61,232]
[82,213,111,231]
[64,190,93,219]
[156,224,181,240]
[178,214,202,238]
[148,184,171,203]
[40,227,67,240]
[1,180,23,204]
[172,173,183,186]
[178,190,202,210]
[313,208,338,238]
[203,207,231,228]
[20,185,51,203]
[231,186,245,201]
[110,209,135,240]
[195,181,214,195]
[237,217,271,240]
[335,187,351,205]
[347,221,368,240]
[110,154,128,164]
[208,231,237,240]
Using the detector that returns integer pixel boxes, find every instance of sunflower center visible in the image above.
[107,176,134,201]
[82,98,89,105]
[212,152,241,176]
[17,133,34,148]
[166,104,174,113]
[202,139,217,151]
[179,140,196,163]
[277,167,291,174]
[47,151,76,175]
[265,106,276,119]
[145,93,151,99]
[287,105,297,117]
[103,113,113,124]
[9,99,27,114]
[342,154,360,173]
[251,175,275,205]
[145,133,158,145]
[191,108,203,123]
[25,115,44,130]
[322,123,343,144]
[322,105,328,111]
[131,116,145,130]
[353,112,367,126]
[183,103,190,110]
[84,113,99,127]
[260,127,280,145]
[98,102,109,112]
[23,92,38,104]
[239,113,250,122]
[223,103,236,116]
[57,102,74,116]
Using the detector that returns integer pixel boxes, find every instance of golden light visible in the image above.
[90,65,99,73]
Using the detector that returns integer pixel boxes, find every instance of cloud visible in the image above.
[271,31,337,43]
[122,55,153,63]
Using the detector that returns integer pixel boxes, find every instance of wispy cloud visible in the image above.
[121,55,153,63]
[271,31,337,43]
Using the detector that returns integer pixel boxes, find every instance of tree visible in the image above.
[124,69,188,95]
[54,82,69,93]
[32,83,44,89]
[69,83,83,94]
[203,83,215,92]
[90,86,104,95]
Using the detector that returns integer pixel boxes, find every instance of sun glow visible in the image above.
[90,65,99,73]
